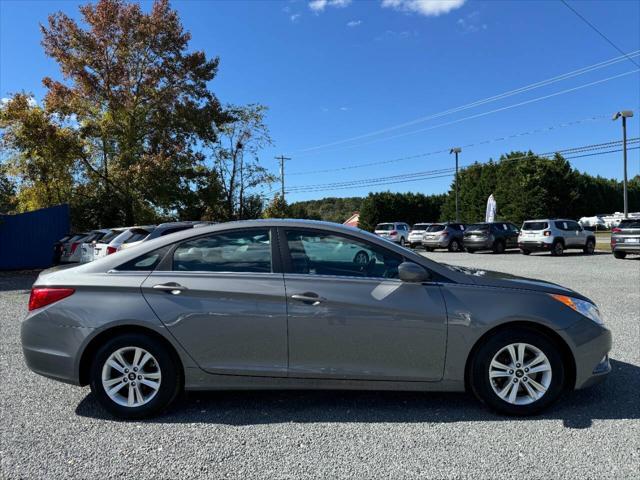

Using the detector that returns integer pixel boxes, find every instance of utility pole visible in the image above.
[613,110,633,218]
[450,147,462,222]
[275,154,291,203]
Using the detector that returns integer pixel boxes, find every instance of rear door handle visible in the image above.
[153,282,187,295]
[291,293,326,306]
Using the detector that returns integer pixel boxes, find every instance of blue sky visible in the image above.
[1,0,639,203]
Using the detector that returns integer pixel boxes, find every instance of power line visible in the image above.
[284,139,639,194]
[295,51,640,154]
[560,0,639,68]
[297,69,640,156]
[288,113,611,176]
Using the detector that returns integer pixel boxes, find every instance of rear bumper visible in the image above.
[518,241,553,252]
[421,238,448,248]
[463,238,492,250]
[612,243,640,253]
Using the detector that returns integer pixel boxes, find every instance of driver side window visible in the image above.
[285,229,403,279]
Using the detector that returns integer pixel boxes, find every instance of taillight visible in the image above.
[106,246,117,255]
[441,231,449,236]
[390,230,398,235]
[543,231,551,237]
[28,287,75,311]
[612,227,621,233]
[611,237,616,246]
[70,242,80,253]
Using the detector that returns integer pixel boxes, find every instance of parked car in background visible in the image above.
[611,218,640,259]
[142,221,213,243]
[374,222,410,246]
[60,232,91,263]
[464,222,520,254]
[518,219,595,256]
[22,219,611,419]
[408,223,432,248]
[78,229,112,263]
[93,228,130,260]
[421,223,466,252]
[111,226,155,252]
[52,234,73,265]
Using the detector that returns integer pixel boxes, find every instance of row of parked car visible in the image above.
[53,221,215,265]
[373,218,640,259]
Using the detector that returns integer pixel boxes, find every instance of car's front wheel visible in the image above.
[613,251,626,259]
[583,239,595,254]
[90,333,182,419]
[469,327,566,416]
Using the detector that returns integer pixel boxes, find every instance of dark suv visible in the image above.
[463,222,520,254]
[611,218,640,259]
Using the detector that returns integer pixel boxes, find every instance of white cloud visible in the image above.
[457,10,487,33]
[347,19,362,27]
[381,0,466,17]
[339,106,350,111]
[309,0,352,13]
[290,13,301,22]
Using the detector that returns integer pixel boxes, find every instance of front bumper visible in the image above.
[561,321,612,390]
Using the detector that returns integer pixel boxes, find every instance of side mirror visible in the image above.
[398,262,430,283]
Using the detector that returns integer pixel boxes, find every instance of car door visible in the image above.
[563,221,581,247]
[280,227,448,382]
[141,228,288,377]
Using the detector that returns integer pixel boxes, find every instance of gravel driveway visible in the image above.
[1,252,639,479]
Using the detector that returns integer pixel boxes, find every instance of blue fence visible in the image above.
[0,204,70,270]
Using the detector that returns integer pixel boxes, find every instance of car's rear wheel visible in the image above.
[448,239,461,252]
[400,238,406,247]
[613,250,627,259]
[550,241,564,256]
[583,239,595,254]
[90,333,182,419]
[469,327,566,416]
[492,240,505,254]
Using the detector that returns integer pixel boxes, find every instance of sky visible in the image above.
[1,0,639,203]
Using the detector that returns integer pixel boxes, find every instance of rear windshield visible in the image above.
[466,224,489,232]
[68,234,88,243]
[426,224,445,232]
[411,224,430,230]
[522,221,548,231]
[618,219,640,229]
[375,224,394,231]
[99,229,124,243]
[123,230,150,244]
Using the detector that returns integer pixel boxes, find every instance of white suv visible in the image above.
[518,219,596,256]
[374,222,410,246]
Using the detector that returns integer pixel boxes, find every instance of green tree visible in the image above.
[359,191,445,231]
[39,0,228,226]
[0,164,17,214]
[262,194,289,219]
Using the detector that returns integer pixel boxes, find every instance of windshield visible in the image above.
[99,229,124,243]
[522,221,548,231]
[411,224,430,230]
[375,224,394,231]
[426,224,445,232]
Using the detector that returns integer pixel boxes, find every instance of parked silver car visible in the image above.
[421,223,466,252]
[408,223,432,248]
[518,219,596,256]
[611,218,640,259]
[22,220,611,419]
[374,222,410,245]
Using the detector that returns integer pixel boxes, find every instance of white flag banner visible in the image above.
[486,194,497,222]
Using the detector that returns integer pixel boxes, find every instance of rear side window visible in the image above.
[522,222,548,231]
[116,246,171,271]
[173,229,271,273]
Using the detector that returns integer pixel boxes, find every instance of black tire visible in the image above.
[400,238,406,247]
[469,327,566,416]
[492,240,506,254]
[520,249,531,255]
[583,239,595,255]
[424,247,433,252]
[90,333,182,419]
[613,250,627,259]
[448,239,462,252]
[550,241,564,256]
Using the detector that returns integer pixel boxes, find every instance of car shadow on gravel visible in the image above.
[75,359,639,429]
[0,271,38,293]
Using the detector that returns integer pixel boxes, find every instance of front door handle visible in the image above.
[153,282,187,295]
[291,293,326,306]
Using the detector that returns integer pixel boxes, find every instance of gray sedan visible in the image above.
[21,220,611,419]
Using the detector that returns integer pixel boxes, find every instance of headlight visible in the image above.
[550,294,604,325]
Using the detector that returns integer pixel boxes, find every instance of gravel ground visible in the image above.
[1,252,639,479]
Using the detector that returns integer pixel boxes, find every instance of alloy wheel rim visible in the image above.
[101,346,162,408]
[488,342,552,405]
